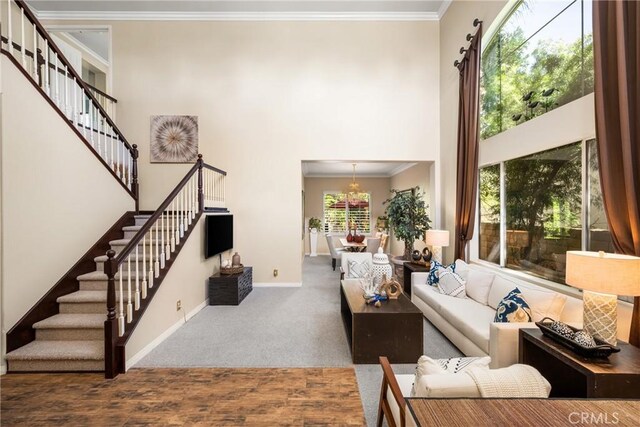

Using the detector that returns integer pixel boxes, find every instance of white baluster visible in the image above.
[98,115,103,158]
[44,39,50,95]
[135,244,140,310]
[89,103,95,145]
[63,66,69,118]
[7,0,13,56]
[187,179,192,226]
[110,128,115,170]
[73,77,78,126]
[20,7,25,67]
[148,230,155,288]
[54,53,59,105]
[118,264,124,335]
[32,26,37,79]
[127,151,132,189]
[160,212,166,268]
[141,233,147,299]
[126,255,133,323]
[180,189,185,238]
[165,208,171,260]
[154,221,160,278]
[171,199,176,252]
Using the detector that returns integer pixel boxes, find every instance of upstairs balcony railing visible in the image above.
[0,0,137,202]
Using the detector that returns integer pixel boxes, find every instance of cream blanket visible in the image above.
[465,364,551,398]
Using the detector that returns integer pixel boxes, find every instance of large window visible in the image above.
[323,192,371,234]
[479,141,612,284]
[481,0,593,140]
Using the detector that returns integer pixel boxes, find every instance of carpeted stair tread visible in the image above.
[109,238,160,246]
[57,291,106,303]
[122,225,177,232]
[76,270,135,281]
[5,340,104,361]
[33,314,104,329]
[94,254,154,263]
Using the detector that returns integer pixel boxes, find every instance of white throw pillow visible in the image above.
[436,268,466,298]
[412,356,491,397]
[518,286,568,322]
[413,372,481,398]
[455,259,470,281]
[465,269,495,306]
[487,275,519,309]
[347,260,370,278]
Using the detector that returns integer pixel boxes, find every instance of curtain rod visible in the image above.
[454,18,483,68]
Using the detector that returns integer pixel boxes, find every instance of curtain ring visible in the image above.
[473,18,483,27]
[466,33,473,41]
[459,47,468,54]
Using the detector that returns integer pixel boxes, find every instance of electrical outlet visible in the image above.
[176,300,182,311]
[273,269,279,277]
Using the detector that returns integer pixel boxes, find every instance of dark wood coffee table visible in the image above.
[340,279,423,364]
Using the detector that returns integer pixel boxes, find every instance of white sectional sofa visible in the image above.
[411,260,584,368]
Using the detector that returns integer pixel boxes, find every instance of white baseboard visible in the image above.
[253,282,302,287]
[1,363,6,375]
[304,252,330,256]
[126,299,208,369]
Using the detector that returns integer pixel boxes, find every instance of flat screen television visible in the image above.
[205,214,233,258]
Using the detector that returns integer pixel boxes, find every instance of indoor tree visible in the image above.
[384,187,431,260]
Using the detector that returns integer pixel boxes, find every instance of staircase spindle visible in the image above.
[134,244,140,310]
[20,7,25,66]
[44,39,49,95]
[54,52,60,105]
[165,208,171,260]
[63,66,69,117]
[7,0,13,55]
[160,211,166,268]
[180,189,185,239]
[126,255,132,323]
[32,26,37,79]
[154,221,160,278]
[118,264,124,335]
[171,199,176,252]
[141,233,147,299]
[72,77,78,125]
[148,230,154,289]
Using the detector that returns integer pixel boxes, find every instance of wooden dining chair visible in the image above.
[377,356,409,427]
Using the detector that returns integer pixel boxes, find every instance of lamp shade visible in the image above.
[425,230,450,247]
[566,251,640,296]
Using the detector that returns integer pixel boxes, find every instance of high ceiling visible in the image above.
[302,161,419,178]
[27,1,452,20]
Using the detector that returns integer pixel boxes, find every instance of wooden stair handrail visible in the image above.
[13,0,132,153]
[85,82,118,103]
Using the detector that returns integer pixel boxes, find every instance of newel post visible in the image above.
[104,249,118,379]
[131,144,140,213]
[197,154,204,212]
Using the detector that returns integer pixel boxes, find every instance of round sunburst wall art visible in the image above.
[150,115,199,163]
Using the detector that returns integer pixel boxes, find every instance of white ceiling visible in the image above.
[64,30,109,62]
[302,161,419,178]
[27,1,452,20]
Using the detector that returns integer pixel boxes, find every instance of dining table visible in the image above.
[339,238,368,252]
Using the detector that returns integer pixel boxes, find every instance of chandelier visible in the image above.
[347,163,364,203]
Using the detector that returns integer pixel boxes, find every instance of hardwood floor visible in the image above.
[1,368,365,426]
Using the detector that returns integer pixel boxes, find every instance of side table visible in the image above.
[209,267,253,305]
[402,262,430,297]
[519,328,640,398]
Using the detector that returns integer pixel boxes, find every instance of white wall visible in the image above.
[126,216,218,366]
[0,55,135,370]
[389,162,434,256]
[44,19,441,285]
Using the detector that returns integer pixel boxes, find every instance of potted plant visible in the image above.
[383,187,431,260]
[308,217,322,257]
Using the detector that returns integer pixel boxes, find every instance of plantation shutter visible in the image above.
[322,192,371,233]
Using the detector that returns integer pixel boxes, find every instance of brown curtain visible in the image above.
[454,24,482,261]
[593,0,640,346]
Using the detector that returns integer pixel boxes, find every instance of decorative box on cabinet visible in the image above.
[209,267,252,305]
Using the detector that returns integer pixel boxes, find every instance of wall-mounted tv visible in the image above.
[205,215,233,258]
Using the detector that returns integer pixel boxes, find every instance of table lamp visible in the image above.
[425,230,449,264]
[566,251,640,346]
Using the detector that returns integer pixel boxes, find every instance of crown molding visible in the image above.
[437,0,452,19]
[34,10,440,21]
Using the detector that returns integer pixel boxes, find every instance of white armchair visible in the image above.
[340,252,373,281]
[325,234,345,271]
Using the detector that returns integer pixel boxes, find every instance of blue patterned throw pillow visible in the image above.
[494,288,532,323]
[427,261,456,286]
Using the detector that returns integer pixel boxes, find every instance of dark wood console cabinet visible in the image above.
[208,267,252,305]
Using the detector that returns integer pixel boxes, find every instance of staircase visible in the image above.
[2,0,228,378]
[6,214,156,372]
